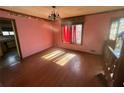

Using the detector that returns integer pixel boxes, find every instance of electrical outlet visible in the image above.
[90,50,96,53]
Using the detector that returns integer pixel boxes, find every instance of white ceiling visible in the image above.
[0,6,124,19]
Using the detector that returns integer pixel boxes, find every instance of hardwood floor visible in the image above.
[0,48,19,69]
[0,48,105,87]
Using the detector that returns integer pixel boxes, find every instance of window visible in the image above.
[109,20,119,40]
[118,18,124,36]
[63,24,82,45]
[9,31,15,35]
[109,18,124,57]
[2,31,15,36]
[2,31,10,36]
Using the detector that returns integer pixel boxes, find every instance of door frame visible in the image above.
[0,17,22,59]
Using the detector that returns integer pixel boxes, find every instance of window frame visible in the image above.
[108,18,120,49]
[61,23,83,45]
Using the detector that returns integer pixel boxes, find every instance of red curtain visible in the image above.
[63,25,72,43]
[63,25,67,42]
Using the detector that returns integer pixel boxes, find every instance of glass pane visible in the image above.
[2,31,9,36]
[76,24,82,45]
[109,21,119,40]
[9,31,14,35]
[72,25,76,43]
[118,18,124,36]
[114,38,123,58]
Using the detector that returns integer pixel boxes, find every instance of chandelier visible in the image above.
[48,6,60,21]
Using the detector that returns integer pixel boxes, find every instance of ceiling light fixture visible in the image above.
[48,6,60,21]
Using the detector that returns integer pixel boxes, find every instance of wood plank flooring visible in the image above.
[0,48,19,69]
[0,48,105,87]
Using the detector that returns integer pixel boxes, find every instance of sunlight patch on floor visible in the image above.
[41,49,76,66]
[53,53,76,66]
[41,50,65,60]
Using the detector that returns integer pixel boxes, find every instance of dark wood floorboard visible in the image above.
[0,48,105,87]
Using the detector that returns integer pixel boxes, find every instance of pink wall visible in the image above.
[0,10,53,58]
[1,9,124,57]
[53,10,124,55]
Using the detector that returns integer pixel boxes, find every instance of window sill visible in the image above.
[63,42,82,46]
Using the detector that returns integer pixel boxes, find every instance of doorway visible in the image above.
[0,18,21,68]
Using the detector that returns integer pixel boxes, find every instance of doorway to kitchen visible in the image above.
[0,18,22,68]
